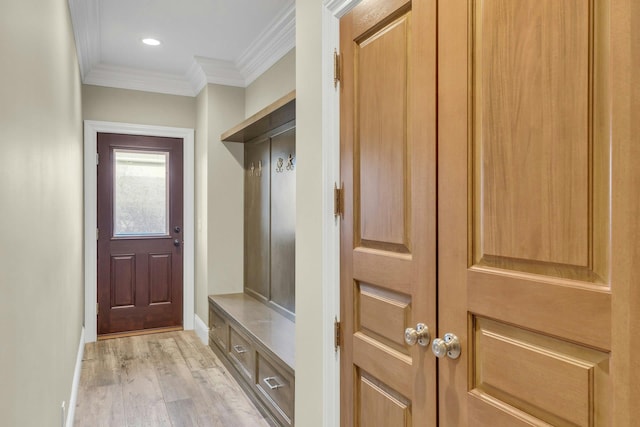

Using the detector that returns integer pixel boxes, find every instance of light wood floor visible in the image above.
[74,331,270,427]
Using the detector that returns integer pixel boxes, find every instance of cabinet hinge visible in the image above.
[333,49,341,88]
[334,318,341,351]
[334,183,344,218]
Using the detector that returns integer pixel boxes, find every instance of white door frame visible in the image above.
[83,120,195,343]
[321,1,361,425]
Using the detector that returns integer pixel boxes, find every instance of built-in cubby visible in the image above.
[210,91,296,426]
[244,123,296,317]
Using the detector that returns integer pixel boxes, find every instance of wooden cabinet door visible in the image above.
[340,0,437,425]
[438,0,613,424]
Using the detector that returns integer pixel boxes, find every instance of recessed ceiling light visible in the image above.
[142,38,161,46]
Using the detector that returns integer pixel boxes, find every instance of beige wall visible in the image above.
[295,1,325,425]
[193,84,246,322]
[0,1,84,426]
[207,84,245,297]
[82,84,196,129]
[245,48,296,117]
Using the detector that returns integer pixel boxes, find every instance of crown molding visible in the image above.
[69,0,296,96]
[193,57,246,90]
[84,64,195,97]
[68,0,100,79]
[236,0,296,86]
[323,0,361,18]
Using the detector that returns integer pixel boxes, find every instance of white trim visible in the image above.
[65,327,84,427]
[194,314,209,346]
[69,0,295,95]
[83,121,195,343]
[236,0,296,86]
[320,1,362,426]
[68,0,100,80]
[84,64,197,97]
[193,57,246,90]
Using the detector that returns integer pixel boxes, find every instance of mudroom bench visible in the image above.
[208,293,295,426]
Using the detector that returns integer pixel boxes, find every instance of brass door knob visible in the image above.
[431,333,461,359]
[404,323,430,347]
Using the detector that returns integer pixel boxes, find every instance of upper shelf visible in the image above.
[221,90,296,143]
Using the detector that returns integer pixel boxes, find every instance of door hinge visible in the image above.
[333,49,341,88]
[96,152,99,165]
[96,303,99,315]
[334,318,341,351]
[96,228,99,240]
[334,183,344,218]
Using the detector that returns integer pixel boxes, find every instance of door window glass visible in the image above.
[113,150,169,236]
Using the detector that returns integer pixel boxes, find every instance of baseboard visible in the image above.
[66,326,85,427]
[194,314,209,345]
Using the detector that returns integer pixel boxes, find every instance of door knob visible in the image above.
[173,239,180,247]
[431,333,461,359]
[404,323,430,347]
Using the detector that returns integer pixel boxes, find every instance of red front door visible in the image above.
[97,133,184,336]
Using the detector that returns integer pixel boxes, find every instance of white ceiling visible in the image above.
[69,0,295,96]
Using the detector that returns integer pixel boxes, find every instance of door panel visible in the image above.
[97,133,184,336]
[244,139,270,300]
[439,0,612,425]
[359,375,411,427]
[270,128,296,313]
[340,0,437,425]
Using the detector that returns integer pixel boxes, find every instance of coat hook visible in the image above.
[286,154,295,171]
[276,157,284,173]
[249,162,255,176]
[257,160,262,177]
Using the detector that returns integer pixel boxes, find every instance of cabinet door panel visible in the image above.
[270,128,296,313]
[244,139,270,299]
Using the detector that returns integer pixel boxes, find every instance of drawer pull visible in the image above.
[263,376,283,390]
[233,345,247,354]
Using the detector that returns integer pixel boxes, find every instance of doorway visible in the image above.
[84,121,195,343]
[97,133,184,337]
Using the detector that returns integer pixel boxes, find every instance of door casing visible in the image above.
[83,120,195,343]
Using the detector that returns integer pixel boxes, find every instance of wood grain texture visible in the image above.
[149,254,171,304]
[438,0,616,424]
[97,133,184,335]
[244,139,271,300]
[269,128,296,313]
[221,90,295,142]
[436,0,471,424]
[209,294,295,370]
[611,0,640,424]
[256,352,295,423]
[111,255,135,307]
[468,267,611,350]
[358,14,410,249]
[341,0,438,425]
[474,318,609,426]
[475,0,590,267]
[358,283,411,352]
[359,376,410,427]
[74,331,269,427]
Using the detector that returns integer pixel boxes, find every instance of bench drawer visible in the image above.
[209,307,228,352]
[229,326,254,380]
[256,351,294,425]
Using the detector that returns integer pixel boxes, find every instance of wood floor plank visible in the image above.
[201,367,270,426]
[75,331,267,427]
[173,332,216,372]
[120,336,172,427]
[74,384,126,427]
